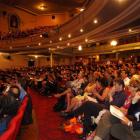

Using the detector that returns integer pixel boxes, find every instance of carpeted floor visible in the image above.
[28,88,80,140]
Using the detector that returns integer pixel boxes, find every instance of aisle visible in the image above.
[28,88,80,140]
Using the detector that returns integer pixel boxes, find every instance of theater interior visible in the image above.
[0,0,140,140]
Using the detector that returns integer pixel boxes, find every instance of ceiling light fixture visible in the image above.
[80,8,85,12]
[39,4,47,11]
[59,37,62,41]
[67,42,70,46]
[85,38,88,43]
[35,55,38,59]
[128,28,132,32]
[68,34,71,38]
[78,45,83,51]
[110,40,118,46]
[93,19,98,24]
[80,28,84,33]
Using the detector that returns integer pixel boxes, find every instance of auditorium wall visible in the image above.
[0,54,73,69]
[0,3,70,33]
[0,54,28,69]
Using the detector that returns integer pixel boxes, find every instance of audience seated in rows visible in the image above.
[0,61,140,140]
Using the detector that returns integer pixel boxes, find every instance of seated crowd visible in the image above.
[0,61,140,140]
[0,70,33,135]
[0,25,55,40]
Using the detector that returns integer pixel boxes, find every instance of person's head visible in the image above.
[121,70,129,79]
[8,85,20,99]
[77,73,84,79]
[0,95,19,118]
[114,79,125,92]
[129,75,140,96]
[96,77,108,89]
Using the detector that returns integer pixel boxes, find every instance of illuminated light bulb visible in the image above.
[68,34,71,38]
[9,46,13,49]
[57,46,60,48]
[78,45,82,51]
[80,28,84,33]
[35,55,38,59]
[93,19,98,24]
[27,45,30,48]
[128,29,132,32]
[38,42,41,46]
[85,38,88,42]
[110,40,118,46]
[80,8,85,12]
[67,42,70,46]
[59,37,62,41]
[40,34,43,38]
[50,40,52,43]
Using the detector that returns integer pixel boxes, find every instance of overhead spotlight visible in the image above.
[38,4,47,11]
[68,34,71,38]
[59,37,62,41]
[35,55,38,59]
[78,45,82,51]
[38,42,41,46]
[67,42,70,46]
[50,40,52,43]
[40,34,43,38]
[128,28,132,32]
[110,40,118,46]
[85,38,88,43]
[80,28,84,33]
[80,8,85,12]
[93,19,98,24]
[116,0,127,3]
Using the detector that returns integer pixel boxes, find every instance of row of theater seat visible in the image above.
[0,96,29,140]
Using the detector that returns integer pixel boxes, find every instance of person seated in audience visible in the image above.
[64,79,127,138]
[54,73,85,112]
[121,70,130,87]
[93,75,140,140]
[0,95,20,134]
[6,85,21,101]
[65,77,110,112]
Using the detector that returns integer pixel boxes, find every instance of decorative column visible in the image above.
[116,53,119,60]
[50,53,53,67]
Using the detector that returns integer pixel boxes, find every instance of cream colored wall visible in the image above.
[0,54,73,69]
[0,3,70,33]
[0,4,36,32]
[35,13,69,27]
[0,54,28,69]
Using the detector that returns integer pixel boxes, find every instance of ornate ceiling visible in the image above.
[0,0,90,15]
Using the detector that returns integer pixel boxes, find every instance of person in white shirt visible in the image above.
[121,70,130,86]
